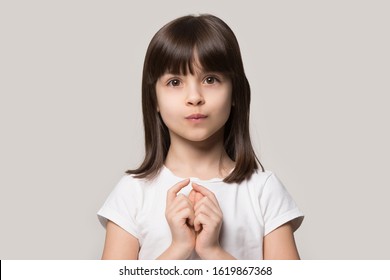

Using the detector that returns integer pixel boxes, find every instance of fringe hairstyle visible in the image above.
[126,14,264,183]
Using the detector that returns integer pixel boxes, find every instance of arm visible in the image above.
[101,220,139,260]
[263,222,300,260]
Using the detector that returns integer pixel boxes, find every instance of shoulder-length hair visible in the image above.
[126,14,264,183]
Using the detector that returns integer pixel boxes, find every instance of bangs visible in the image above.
[146,15,237,81]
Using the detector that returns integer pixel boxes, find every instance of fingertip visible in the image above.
[178,178,190,188]
[183,178,190,183]
[192,182,206,194]
[169,178,190,198]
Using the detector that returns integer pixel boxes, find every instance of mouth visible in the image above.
[185,114,208,120]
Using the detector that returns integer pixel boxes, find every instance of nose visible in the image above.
[185,84,205,106]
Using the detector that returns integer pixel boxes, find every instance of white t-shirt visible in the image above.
[97,166,304,259]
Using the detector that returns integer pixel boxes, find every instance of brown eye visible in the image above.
[168,79,181,87]
[204,76,217,84]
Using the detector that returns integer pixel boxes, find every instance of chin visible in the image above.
[182,134,207,142]
[171,126,225,143]
[186,131,223,143]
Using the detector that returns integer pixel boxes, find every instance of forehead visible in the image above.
[160,51,232,80]
[163,54,203,75]
[162,50,202,75]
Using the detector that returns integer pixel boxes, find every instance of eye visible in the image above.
[167,79,181,87]
[204,76,219,85]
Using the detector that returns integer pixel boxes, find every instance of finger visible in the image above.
[189,189,204,206]
[166,178,190,205]
[188,189,196,206]
[167,194,192,214]
[168,195,196,226]
[195,210,222,232]
[173,207,195,227]
[194,213,212,232]
[182,195,196,226]
[193,214,205,232]
[194,198,221,220]
[187,207,195,227]
[192,182,219,206]
[195,191,204,204]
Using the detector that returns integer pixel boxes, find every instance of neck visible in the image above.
[164,129,234,180]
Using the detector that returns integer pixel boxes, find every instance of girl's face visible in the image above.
[156,65,232,144]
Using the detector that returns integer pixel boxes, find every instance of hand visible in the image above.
[164,178,196,259]
[191,182,224,259]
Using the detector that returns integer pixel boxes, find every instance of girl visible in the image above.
[98,14,304,260]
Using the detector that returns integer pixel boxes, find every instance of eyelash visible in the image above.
[167,79,181,87]
[166,76,220,87]
[204,76,220,84]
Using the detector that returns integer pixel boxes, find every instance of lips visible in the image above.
[185,114,207,120]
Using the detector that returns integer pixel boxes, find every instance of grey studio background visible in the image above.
[1,0,389,259]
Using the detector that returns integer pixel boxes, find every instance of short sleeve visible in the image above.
[97,176,141,239]
[259,172,304,236]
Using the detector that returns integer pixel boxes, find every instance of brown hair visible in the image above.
[126,14,264,183]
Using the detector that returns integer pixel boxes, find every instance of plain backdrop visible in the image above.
[1,0,389,259]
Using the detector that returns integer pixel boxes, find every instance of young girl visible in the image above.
[97,14,304,260]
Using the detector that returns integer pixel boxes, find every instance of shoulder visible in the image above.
[249,169,274,182]
[108,173,157,198]
[245,169,289,197]
[99,173,161,217]
[113,174,142,192]
[246,169,275,188]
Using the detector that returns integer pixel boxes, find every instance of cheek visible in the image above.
[221,104,232,123]
[159,105,174,120]
[221,93,233,123]
[156,98,179,124]
[156,89,168,113]
[212,90,232,117]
